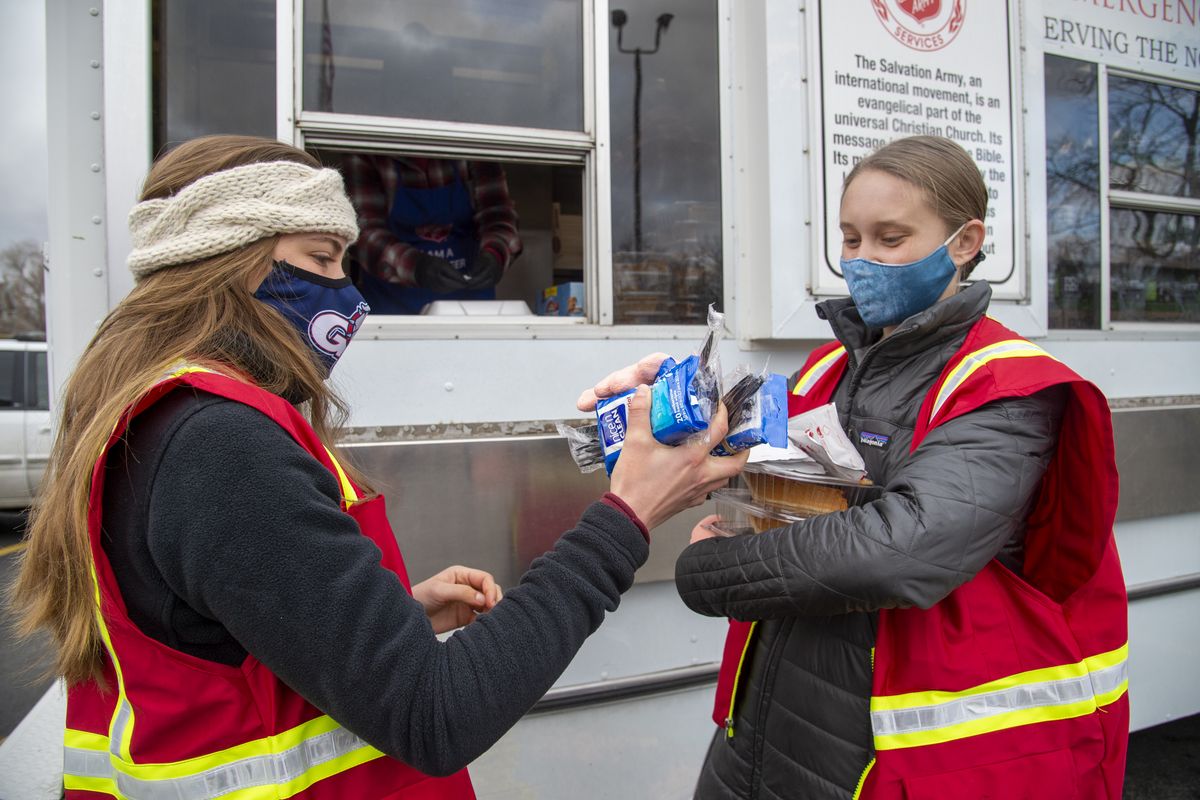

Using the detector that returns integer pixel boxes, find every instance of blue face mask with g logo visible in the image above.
[839,223,966,329]
[254,260,370,374]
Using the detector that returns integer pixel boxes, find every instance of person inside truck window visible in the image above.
[9,135,745,799]
[343,153,523,314]
[583,136,1128,800]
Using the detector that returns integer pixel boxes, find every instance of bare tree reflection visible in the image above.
[1108,76,1199,322]
[0,241,46,336]
[1109,77,1199,199]
[1045,57,1101,329]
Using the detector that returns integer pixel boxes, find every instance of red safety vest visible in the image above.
[712,317,1128,799]
[64,366,476,800]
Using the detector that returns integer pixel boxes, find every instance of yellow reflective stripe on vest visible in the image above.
[324,447,359,505]
[64,728,118,795]
[85,554,138,763]
[928,339,1056,424]
[63,713,385,800]
[870,643,1128,750]
[792,346,847,397]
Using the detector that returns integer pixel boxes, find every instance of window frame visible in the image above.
[1093,66,1199,332]
[271,0,735,339]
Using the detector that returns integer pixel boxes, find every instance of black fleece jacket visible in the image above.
[101,388,648,776]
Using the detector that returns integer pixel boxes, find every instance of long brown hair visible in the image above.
[8,135,371,685]
[844,135,989,276]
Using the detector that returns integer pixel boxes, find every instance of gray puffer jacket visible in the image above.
[676,283,1068,800]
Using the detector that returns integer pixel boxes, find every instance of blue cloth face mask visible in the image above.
[839,223,967,329]
[254,260,370,374]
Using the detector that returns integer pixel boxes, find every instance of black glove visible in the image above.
[413,252,470,293]
[465,248,504,290]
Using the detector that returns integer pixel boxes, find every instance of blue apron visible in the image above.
[359,161,494,315]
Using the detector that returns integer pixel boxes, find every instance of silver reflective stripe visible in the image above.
[929,341,1050,423]
[106,726,372,800]
[1090,658,1129,699]
[64,746,112,779]
[110,698,133,757]
[795,348,846,396]
[872,669,1108,738]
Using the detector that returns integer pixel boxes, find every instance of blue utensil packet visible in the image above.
[649,354,716,445]
[710,372,787,456]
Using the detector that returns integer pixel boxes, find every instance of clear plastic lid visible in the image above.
[742,460,871,489]
[707,478,886,537]
[706,488,810,537]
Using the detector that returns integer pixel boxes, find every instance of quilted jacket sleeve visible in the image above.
[675,387,1068,619]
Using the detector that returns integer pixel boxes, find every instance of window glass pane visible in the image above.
[1045,55,1101,330]
[302,1,584,131]
[1110,210,1199,323]
[0,352,18,408]
[1109,76,1200,198]
[318,149,583,316]
[609,2,722,325]
[153,0,275,151]
[0,2,48,340]
[30,352,49,411]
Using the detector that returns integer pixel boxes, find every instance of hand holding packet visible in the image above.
[595,352,719,474]
[582,305,725,475]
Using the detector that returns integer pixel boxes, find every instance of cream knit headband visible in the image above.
[127,161,360,278]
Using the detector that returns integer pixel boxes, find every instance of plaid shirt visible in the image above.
[343,155,522,287]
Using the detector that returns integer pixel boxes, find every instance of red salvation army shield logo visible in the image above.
[871,0,965,51]
[898,0,941,23]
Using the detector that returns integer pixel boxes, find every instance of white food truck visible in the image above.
[7,0,1198,796]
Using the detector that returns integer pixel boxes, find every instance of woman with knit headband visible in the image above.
[9,135,745,799]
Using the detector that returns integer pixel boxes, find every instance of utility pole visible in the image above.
[611,9,673,255]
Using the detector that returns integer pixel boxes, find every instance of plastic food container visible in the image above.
[741,463,883,517]
[707,488,808,536]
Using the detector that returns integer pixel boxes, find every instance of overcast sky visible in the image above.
[0,0,48,249]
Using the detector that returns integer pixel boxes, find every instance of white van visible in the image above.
[0,337,51,509]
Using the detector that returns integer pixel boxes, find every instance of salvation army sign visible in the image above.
[871,0,966,50]
[1040,0,1200,81]
[812,1,1022,298]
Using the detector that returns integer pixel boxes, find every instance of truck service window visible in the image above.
[301,0,584,131]
[315,149,584,318]
[152,0,727,326]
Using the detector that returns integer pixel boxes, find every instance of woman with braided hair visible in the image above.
[9,135,745,799]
